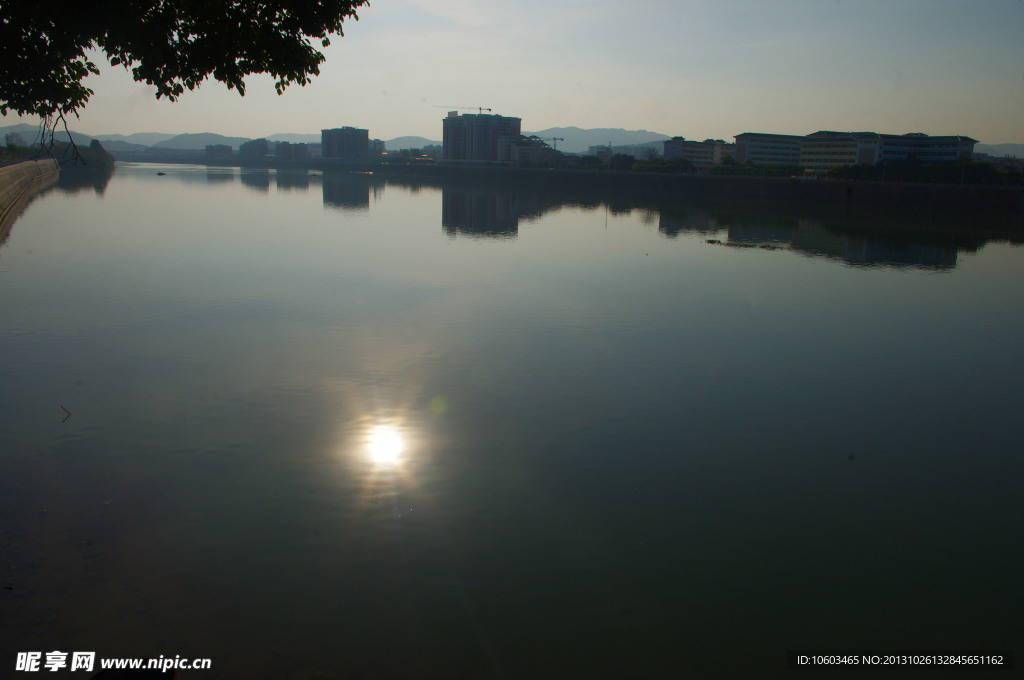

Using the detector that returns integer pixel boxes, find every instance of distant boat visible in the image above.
[156,172,166,176]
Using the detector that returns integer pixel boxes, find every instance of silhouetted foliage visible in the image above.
[632,157,695,173]
[573,155,604,169]
[0,137,114,170]
[708,162,805,178]
[609,153,636,172]
[829,160,1022,186]
[0,0,368,125]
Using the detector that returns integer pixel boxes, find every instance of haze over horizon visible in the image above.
[4,0,1023,144]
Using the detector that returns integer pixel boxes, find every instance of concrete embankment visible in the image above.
[0,159,61,236]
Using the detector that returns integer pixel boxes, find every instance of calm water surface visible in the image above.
[1,163,1022,678]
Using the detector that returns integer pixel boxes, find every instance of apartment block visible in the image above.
[239,138,269,159]
[322,127,369,160]
[442,112,522,162]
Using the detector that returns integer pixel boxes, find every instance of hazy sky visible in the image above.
[4,0,1023,142]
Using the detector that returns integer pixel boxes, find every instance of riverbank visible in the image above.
[0,159,60,236]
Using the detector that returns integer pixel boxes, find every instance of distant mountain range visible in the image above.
[0,123,671,154]
[0,124,171,149]
[3,123,1022,158]
[524,127,671,154]
[386,136,441,150]
[0,124,442,152]
[151,133,253,150]
[1,123,96,147]
[94,132,179,146]
[266,133,322,144]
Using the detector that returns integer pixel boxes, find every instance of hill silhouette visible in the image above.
[153,133,253,150]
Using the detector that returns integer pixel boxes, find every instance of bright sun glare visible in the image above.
[367,425,405,466]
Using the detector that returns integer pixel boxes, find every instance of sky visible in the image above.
[4,0,1024,143]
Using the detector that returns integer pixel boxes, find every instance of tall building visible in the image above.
[442,189,519,237]
[239,138,269,159]
[442,112,522,162]
[322,127,369,160]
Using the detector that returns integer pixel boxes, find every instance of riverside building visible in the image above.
[736,131,977,169]
[322,127,369,160]
[442,112,522,163]
[663,137,735,167]
[734,133,804,165]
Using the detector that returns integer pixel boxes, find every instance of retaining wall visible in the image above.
[0,159,61,235]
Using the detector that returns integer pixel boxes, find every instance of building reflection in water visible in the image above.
[442,189,519,238]
[439,187,572,239]
[726,220,959,269]
[658,211,725,238]
[322,172,377,212]
[725,222,796,246]
[659,208,961,270]
[191,164,1005,269]
[204,168,236,186]
[792,220,958,269]
[239,169,271,193]
[275,169,310,192]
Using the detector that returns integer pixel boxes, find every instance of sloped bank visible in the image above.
[0,159,61,235]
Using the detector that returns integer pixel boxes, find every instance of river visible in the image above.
[1,163,1021,678]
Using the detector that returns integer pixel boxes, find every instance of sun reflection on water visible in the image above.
[351,418,425,514]
[367,424,405,467]
[337,408,431,502]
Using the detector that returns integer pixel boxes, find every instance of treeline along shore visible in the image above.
[0,141,117,235]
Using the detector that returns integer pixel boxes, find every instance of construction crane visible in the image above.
[546,137,564,151]
[433,106,493,114]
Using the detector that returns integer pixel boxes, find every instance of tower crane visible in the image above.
[546,137,564,151]
[433,106,493,114]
